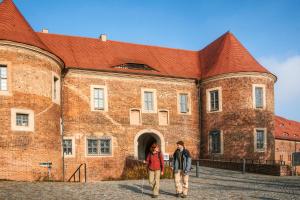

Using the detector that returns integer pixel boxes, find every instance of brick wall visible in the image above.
[0,45,63,181]
[275,139,300,174]
[200,75,275,161]
[62,69,200,181]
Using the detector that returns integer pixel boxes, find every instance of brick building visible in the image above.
[0,0,299,181]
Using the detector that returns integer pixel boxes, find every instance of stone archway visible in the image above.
[134,129,165,160]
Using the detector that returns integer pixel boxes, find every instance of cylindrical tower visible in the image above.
[0,0,64,181]
[200,73,276,160]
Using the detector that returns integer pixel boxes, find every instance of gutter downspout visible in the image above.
[61,68,67,181]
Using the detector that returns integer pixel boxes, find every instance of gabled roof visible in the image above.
[0,0,50,52]
[37,32,201,79]
[275,116,300,142]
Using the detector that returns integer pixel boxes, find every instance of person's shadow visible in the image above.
[118,184,176,197]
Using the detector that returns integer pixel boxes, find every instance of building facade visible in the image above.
[0,0,299,181]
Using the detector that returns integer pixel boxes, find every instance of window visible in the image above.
[94,88,105,110]
[254,128,267,152]
[87,138,112,156]
[253,84,266,109]
[130,109,141,125]
[63,139,73,156]
[11,108,34,132]
[91,85,108,111]
[158,110,169,125]
[179,94,189,113]
[16,113,29,127]
[209,130,223,154]
[53,76,59,100]
[52,73,60,104]
[141,89,157,113]
[206,87,222,113]
[280,155,283,161]
[113,63,157,71]
[144,91,153,111]
[0,65,7,91]
[210,90,219,111]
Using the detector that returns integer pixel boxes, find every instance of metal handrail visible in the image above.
[68,163,87,182]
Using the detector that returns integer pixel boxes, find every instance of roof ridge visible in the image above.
[37,32,200,53]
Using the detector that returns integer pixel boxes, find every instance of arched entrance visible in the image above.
[134,129,165,160]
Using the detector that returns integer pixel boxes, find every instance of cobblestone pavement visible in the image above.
[0,167,299,200]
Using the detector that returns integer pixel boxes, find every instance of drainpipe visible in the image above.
[60,68,67,181]
[196,79,202,159]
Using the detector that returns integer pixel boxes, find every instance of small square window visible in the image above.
[11,108,34,132]
[16,113,29,127]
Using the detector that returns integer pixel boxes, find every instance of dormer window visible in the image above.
[113,63,157,71]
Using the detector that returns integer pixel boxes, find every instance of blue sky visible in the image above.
[14,0,300,121]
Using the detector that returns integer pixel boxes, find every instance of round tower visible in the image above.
[199,32,277,161]
[0,0,64,181]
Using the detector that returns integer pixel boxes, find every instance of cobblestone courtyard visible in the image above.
[0,167,299,200]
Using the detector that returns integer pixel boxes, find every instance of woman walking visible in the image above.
[145,143,164,198]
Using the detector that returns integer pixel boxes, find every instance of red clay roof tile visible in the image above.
[200,32,270,79]
[0,0,274,80]
[275,116,300,142]
[0,0,51,52]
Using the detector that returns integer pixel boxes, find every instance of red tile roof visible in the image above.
[200,32,270,79]
[0,0,50,52]
[275,116,300,142]
[36,33,201,79]
[0,0,272,79]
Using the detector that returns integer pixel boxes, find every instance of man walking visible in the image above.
[172,141,192,198]
[145,143,164,198]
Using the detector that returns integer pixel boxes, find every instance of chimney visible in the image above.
[99,34,107,42]
[41,28,49,33]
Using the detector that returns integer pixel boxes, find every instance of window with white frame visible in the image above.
[253,84,266,109]
[142,89,157,113]
[0,65,8,91]
[94,88,105,110]
[87,138,112,156]
[16,113,29,127]
[207,87,222,112]
[63,139,73,156]
[209,130,223,154]
[254,128,267,152]
[179,93,189,113]
[11,108,34,132]
[91,85,108,111]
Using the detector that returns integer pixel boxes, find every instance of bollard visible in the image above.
[242,159,246,174]
[196,161,200,178]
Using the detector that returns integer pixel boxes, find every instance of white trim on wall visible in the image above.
[63,136,76,158]
[141,88,157,113]
[252,84,266,110]
[177,92,192,115]
[206,87,222,113]
[85,135,113,158]
[90,85,108,112]
[11,108,35,132]
[254,128,267,152]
